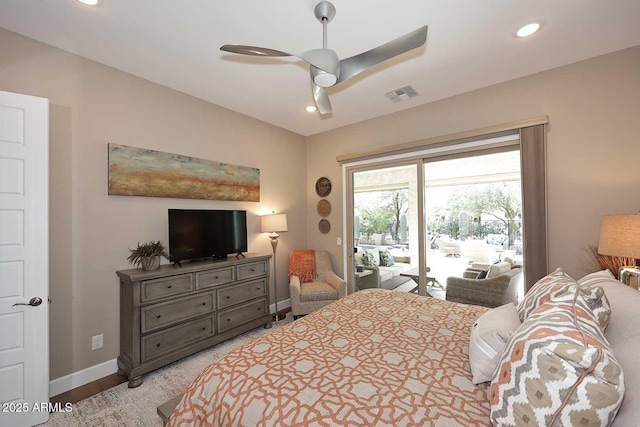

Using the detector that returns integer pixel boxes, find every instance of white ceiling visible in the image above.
[1,0,639,137]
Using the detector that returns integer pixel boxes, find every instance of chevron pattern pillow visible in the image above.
[491,285,625,426]
[517,268,610,330]
[577,270,615,330]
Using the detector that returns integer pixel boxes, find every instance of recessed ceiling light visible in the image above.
[77,0,101,6]
[516,22,541,38]
[305,105,317,113]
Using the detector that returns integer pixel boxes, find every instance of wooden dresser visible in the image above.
[116,253,272,387]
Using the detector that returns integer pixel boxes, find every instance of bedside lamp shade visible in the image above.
[597,214,640,259]
[260,213,288,234]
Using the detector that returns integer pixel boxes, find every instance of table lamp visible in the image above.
[597,214,640,287]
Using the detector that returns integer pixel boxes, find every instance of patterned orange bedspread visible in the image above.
[168,289,490,426]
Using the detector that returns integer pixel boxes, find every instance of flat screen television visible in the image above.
[168,209,247,264]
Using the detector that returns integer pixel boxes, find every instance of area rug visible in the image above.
[40,315,292,426]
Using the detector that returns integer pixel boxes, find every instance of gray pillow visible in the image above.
[476,269,489,279]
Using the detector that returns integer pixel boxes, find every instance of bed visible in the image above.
[164,271,640,426]
[167,289,490,426]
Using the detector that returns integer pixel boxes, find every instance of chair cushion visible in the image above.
[486,261,511,278]
[468,303,521,384]
[299,281,339,302]
[491,285,625,426]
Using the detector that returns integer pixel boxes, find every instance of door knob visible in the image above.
[13,297,43,307]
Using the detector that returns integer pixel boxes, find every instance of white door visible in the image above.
[0,91,49,426]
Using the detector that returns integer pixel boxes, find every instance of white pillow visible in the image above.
[468,303,521,384]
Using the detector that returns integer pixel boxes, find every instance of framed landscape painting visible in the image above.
[108,144,260,202]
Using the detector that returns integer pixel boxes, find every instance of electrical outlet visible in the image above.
[91,334,103,350]
[336,237,342,246]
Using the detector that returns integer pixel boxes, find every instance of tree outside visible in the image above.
[355,189,408,244]
[427,181,522,247]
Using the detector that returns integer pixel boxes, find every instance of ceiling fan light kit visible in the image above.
[221,1,427,115]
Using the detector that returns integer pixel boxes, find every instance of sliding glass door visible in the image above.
[423,149,524,299]
[347,161,428,295]
[345,129,543,301]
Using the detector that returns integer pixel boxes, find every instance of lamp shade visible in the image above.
[597,214,640,259]
[261,213,288,233]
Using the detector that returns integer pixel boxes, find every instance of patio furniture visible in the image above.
[354,246,415,290]
[435,236,460,257]
[400,267,442,295]
[459,239,492,263]
[445,266,522,308]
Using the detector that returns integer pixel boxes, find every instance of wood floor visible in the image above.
[49,373,129,405]
[49,310,290,405]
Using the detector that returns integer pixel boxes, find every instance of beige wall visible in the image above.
[3,25,640,383]
[307,45,640,282]
[0,28,307,380]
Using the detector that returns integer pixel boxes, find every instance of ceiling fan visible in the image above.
[220,1,428,115]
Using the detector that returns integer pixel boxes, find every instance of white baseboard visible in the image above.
[270,298,290,314]
[49,358,118,397]
[50,301,291,397]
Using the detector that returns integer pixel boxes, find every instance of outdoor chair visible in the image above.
[445,263,522,308]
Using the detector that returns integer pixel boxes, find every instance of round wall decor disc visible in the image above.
[318,219,331,234]
[317,199,331,217]
[315,177,332,197]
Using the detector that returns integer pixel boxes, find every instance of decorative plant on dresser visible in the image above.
[126,241,169,271]
[116,253,272,387]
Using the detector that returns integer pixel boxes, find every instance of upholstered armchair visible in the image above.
[289,250,346,317]
[445,266,522,308]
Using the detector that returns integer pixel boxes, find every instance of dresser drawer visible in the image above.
[217,279,267,309]
[141,274,193,303]
[141,316,215,362]
[237,261,267,281]
[196,267,235,289]
[217,299,267,334]
[141,292,215,334]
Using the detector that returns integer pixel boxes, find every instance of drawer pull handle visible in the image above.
[227,318,231,322]
[257,307,262,311]
[251,268,255,272]
[214,276,219,279]
[202,302,206,306]
[201,327,206,331]
[226,295,231,299]
[167,285,172,289]
[156,343,161,347]
[156,315,161,319]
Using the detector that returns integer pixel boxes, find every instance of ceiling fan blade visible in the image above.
[297,49,339,75]
[312,83,332,115]
[337,26,428,84]
[220,45,292,57]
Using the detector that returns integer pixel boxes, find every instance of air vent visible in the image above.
[385,85,419,103]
